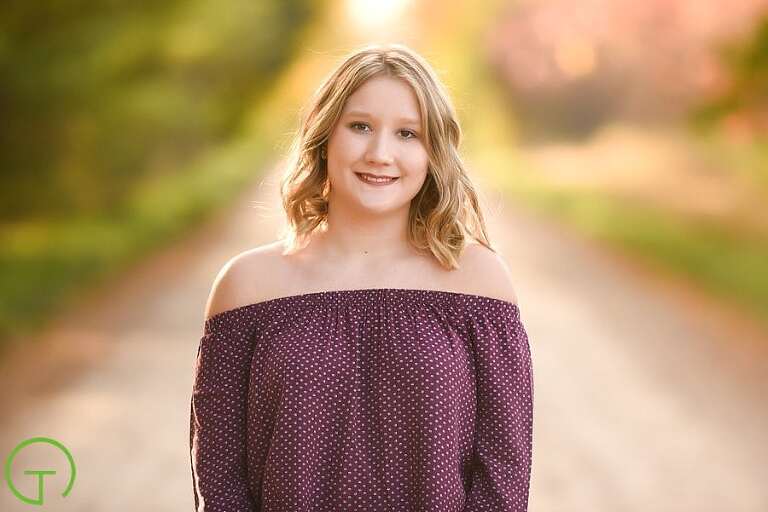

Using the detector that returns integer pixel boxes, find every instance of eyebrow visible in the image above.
[343,110,421,126]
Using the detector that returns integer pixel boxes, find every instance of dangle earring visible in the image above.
[320,146,327,159]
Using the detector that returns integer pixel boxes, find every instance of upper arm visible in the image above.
[460,243,519,305]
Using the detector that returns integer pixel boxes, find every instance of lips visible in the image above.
[355,172,400,185]
[356,173,398,179]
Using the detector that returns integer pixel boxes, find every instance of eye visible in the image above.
[349,122,370,132]
[349,122,418,140]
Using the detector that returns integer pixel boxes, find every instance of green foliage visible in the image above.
[0,0,316,219]
[0,135,268,345]
[691,14,768,129]
[501,178,768,327]
[0,0,322,348]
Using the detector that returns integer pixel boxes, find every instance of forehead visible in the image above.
[342,76,422,123]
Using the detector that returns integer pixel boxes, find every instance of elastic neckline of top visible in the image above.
[205,287,519,325]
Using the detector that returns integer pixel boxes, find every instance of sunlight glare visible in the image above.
[345,0,411,33]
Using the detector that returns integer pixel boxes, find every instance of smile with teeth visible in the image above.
[356,173,399,184]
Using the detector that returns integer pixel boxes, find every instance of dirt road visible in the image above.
[1,163,767,511]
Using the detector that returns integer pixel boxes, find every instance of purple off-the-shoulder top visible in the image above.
[189,288,533,511]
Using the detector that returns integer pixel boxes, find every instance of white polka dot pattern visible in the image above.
[189,288,533,511]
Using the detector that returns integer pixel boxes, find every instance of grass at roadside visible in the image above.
[486,150,768,328]
[0,136,269,354]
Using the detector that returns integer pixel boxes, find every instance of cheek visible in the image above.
[405,149,430,181]
[328,130,363,162]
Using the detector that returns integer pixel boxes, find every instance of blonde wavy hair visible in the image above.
[278,43,495,270]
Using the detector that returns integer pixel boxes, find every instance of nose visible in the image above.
[364,132,394,166]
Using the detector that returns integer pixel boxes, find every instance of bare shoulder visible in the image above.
[456,242,519,305]
[203,240,287,320]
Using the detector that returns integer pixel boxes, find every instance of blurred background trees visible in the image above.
[0,0,320,343]
[485,0,768,142]
[0,0,315,220]
[693,14,768,144]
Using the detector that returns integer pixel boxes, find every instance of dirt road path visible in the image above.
[1,163,767,510]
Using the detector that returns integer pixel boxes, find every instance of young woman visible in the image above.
[190,43,533,511]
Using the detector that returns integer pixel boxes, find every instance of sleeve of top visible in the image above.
[189,315,259,511]
[462,304,534,512]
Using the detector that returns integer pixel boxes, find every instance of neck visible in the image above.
[314,205,417,264]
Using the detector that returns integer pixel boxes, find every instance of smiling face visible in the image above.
[325,75,430,217]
